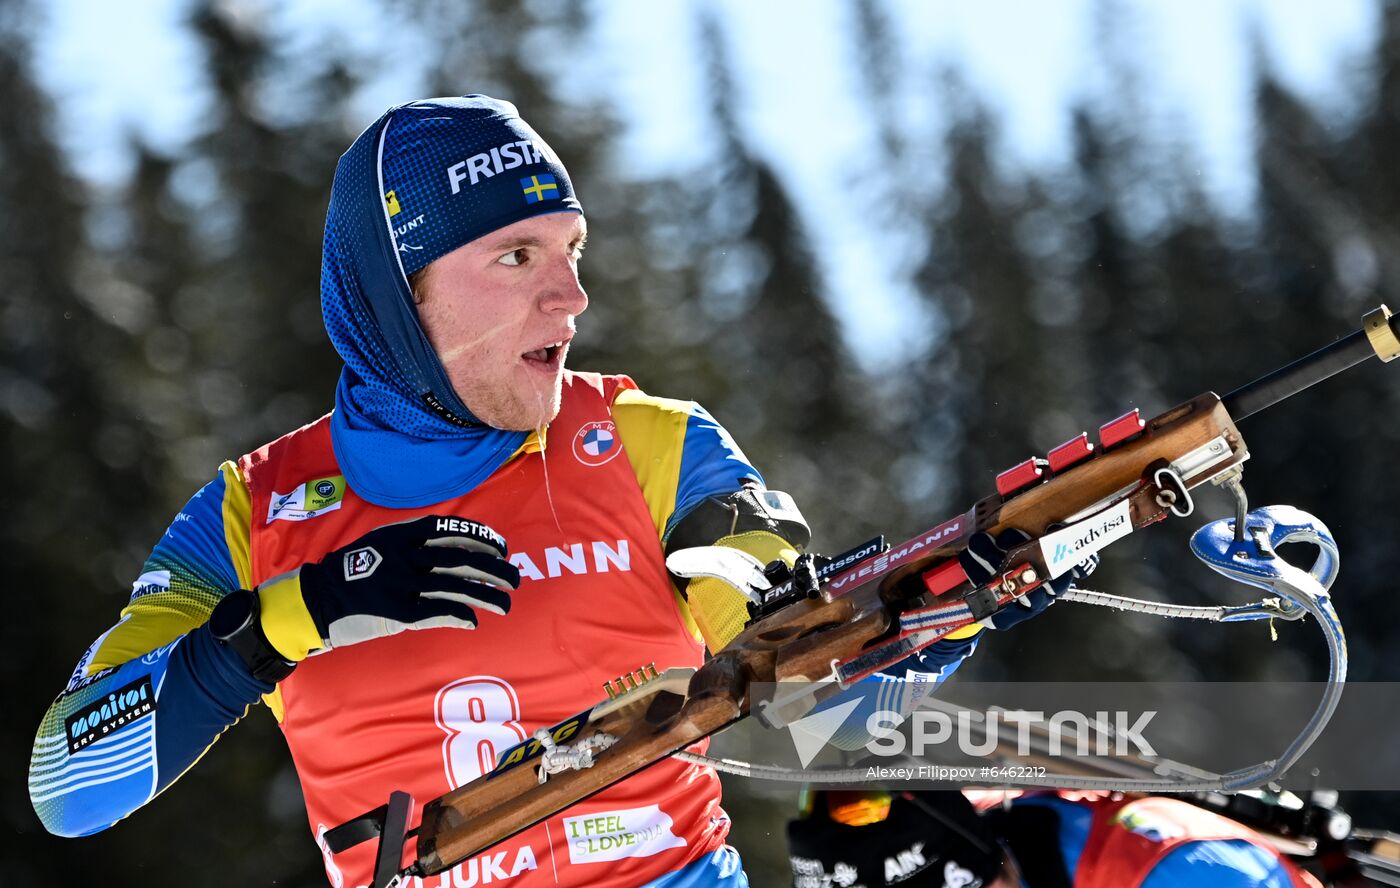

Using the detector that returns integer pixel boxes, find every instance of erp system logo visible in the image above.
[65,676,156,754]
[572,421,622,467]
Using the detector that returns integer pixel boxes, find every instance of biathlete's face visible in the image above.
[414,211,588,431]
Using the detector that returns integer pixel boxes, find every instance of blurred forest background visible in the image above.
[5,0,1400,884]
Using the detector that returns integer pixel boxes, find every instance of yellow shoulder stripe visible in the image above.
[221,461,253,590]
[611,389,694,542]
[219,461,289,717]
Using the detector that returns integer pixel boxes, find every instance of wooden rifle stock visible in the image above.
[402,393,1246,875]
[417,594,889,872]
[340,303,1400,881]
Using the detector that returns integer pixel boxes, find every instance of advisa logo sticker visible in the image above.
[1038,499,1133,579]
[267,475,347,523]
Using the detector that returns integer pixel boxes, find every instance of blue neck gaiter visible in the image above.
[319,96,582,507]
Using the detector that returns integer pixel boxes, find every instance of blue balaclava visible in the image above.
[321,95,582,507]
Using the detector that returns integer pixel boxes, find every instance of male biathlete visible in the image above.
[28,96,1011,887]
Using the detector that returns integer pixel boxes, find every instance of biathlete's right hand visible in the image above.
[258,515,519,660]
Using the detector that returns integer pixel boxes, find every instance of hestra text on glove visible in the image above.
[258,514,520,660]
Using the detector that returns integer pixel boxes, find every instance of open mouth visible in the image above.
[521,340,567,370]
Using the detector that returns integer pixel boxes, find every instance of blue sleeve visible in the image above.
[818,635,981,751]
[1141,839,1299,888]
[612,390,764,544]
[29,468,268,837]
[671,405,764,524]
[895,634,980,683]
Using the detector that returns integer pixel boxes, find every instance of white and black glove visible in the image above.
[231,515,519,669]
[299,515,517,649]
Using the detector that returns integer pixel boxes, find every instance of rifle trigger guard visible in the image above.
[1152,466,1194,518]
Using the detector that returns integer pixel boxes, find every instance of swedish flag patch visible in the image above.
[520,174,559,204]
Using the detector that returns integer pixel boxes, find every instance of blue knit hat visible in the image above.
[380,96,582,276]
[321,96,582,507]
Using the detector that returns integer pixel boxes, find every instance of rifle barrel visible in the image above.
[1222,305,1400,421]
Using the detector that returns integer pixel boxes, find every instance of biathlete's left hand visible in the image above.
[958,528,1098,631]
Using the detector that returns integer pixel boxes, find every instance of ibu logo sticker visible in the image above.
[572,421,621,467]
[267,475,347,523]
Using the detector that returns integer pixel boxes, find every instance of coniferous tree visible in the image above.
[15,3,361,884]
[120,4,362,884]
[662,18,904,877]
[1246,54,1400,683]
[181,2,350,460]
[908,88,1051,498]
[0,6,227,885]
[15,3,1400,882]
[683,12,891,545]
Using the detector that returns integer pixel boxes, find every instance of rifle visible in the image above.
[328,305,1400,888]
